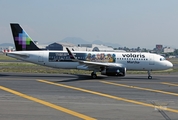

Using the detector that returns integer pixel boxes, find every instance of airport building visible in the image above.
[45,42,125,52]
[155,44,163,53]
[163,47,175,53]
[2,41,125,52]
[78,44,114,52]
[46,42,75,51]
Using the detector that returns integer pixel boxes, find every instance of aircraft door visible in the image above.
[149,55,154,65]
[38,52,44,62]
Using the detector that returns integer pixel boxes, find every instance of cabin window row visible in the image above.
[117,58,148,61]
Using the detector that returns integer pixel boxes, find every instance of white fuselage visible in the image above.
[7,51,173,71]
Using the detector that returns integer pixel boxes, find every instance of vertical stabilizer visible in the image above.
[10,23,40,51]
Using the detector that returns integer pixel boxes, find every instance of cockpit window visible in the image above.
[160,57,166,61]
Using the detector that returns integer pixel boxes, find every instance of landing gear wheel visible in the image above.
[147,71,152,79]
[91,72,97,79]
[148,76,152,79]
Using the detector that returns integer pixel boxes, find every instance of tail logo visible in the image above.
[15,30,31,49]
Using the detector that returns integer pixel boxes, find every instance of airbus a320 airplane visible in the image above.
[7,23,173,79]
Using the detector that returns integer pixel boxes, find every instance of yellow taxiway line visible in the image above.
[37,79,178,113]
[161,82,178,87]
[100,81,178,96]
[0,86,96,120]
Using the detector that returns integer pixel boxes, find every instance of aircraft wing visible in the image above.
[66,48,124,71]
[78,60,123,67]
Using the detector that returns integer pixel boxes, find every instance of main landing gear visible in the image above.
[147,71,152,79]
[91,71,97,79]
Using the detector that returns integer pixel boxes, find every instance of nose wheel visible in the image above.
[91,72,97,79]
[147,71,152,79]
[148,76,152,79]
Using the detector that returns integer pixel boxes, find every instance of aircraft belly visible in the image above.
[58,62,78,69]
[46,62,79,69]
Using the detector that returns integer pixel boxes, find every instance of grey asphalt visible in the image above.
[0,73,178,120]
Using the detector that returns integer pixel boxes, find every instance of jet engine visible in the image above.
[101,67,126,76]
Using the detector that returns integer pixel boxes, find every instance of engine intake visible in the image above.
[101,67,126,76]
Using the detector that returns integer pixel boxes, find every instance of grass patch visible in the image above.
[0,53,16,60]
[0,62,92,74]
[169,58,178,65]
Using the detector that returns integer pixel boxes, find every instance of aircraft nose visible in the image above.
[167,61,173,68]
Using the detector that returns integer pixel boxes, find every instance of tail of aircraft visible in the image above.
[10,23,41,51]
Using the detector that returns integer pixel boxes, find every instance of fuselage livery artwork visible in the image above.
[7,23,173,79]
[49,52,116,63]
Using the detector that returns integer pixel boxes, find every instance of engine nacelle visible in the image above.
[101,67,126,76]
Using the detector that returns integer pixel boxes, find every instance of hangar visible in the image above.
[43,42,125,52]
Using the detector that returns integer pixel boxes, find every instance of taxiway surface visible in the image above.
[0,73,178,120]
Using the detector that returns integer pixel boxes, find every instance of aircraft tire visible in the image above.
[148,76,152,79]
[91,72,97,79]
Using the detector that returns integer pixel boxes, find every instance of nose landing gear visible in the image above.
[147,71,152,79]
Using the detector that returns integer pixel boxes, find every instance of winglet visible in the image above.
[66,48,76,59]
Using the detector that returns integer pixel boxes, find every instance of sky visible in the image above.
[1,0,178,49]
